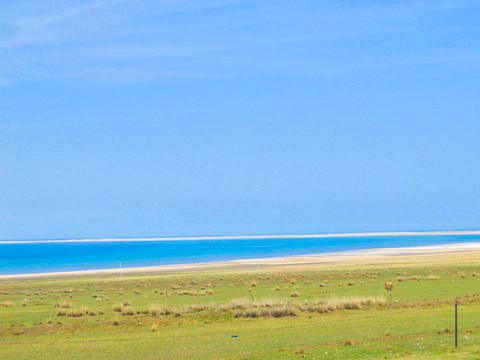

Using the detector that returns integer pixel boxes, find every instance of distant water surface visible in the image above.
[1,234,480,275]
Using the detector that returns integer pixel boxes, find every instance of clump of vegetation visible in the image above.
[57,307,95,317]
[425,275,440,281]
[3,301,15,307]
[300,296,386,313]
[177,290,198,296]
[234,309,260,318]
[113,304,123,312]
[290,291,300,297]
[137,305,181,317]
[235,305,297,318]
[54,301,72,309]
[185,303,214,313]
[121,309,135,316]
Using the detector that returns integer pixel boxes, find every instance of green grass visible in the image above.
[2,257,480,359]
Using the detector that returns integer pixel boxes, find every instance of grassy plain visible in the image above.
[2,251,480,359]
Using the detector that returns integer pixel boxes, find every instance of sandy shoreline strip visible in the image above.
[2,241,480,280]
[1,230,480,245]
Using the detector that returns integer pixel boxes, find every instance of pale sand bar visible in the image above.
[2,240,480,280]
[1,230,480,244]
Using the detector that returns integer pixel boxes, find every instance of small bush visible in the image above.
[290,291,300,298]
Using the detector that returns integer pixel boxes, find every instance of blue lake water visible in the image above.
[1,234,479,275]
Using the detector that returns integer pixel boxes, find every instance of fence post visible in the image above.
[455,302,458,347]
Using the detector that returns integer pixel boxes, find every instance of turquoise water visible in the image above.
[0,234,479,275]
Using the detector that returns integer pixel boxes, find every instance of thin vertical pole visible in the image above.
[455,302,458,347]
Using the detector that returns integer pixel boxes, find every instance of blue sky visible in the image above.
[0,0,479,240]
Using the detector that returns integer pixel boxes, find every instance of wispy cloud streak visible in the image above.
[0,0,478,84]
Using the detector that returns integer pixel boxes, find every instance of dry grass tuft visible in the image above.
[185,303,214,313]
[135,305,181,317]
[177,290,192,296]
[3,301,15,307]
[57,307,95,317]
[301,296,385,313]
[438,328,453,334]
[122,309,135,316]
[54,301,72,309]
